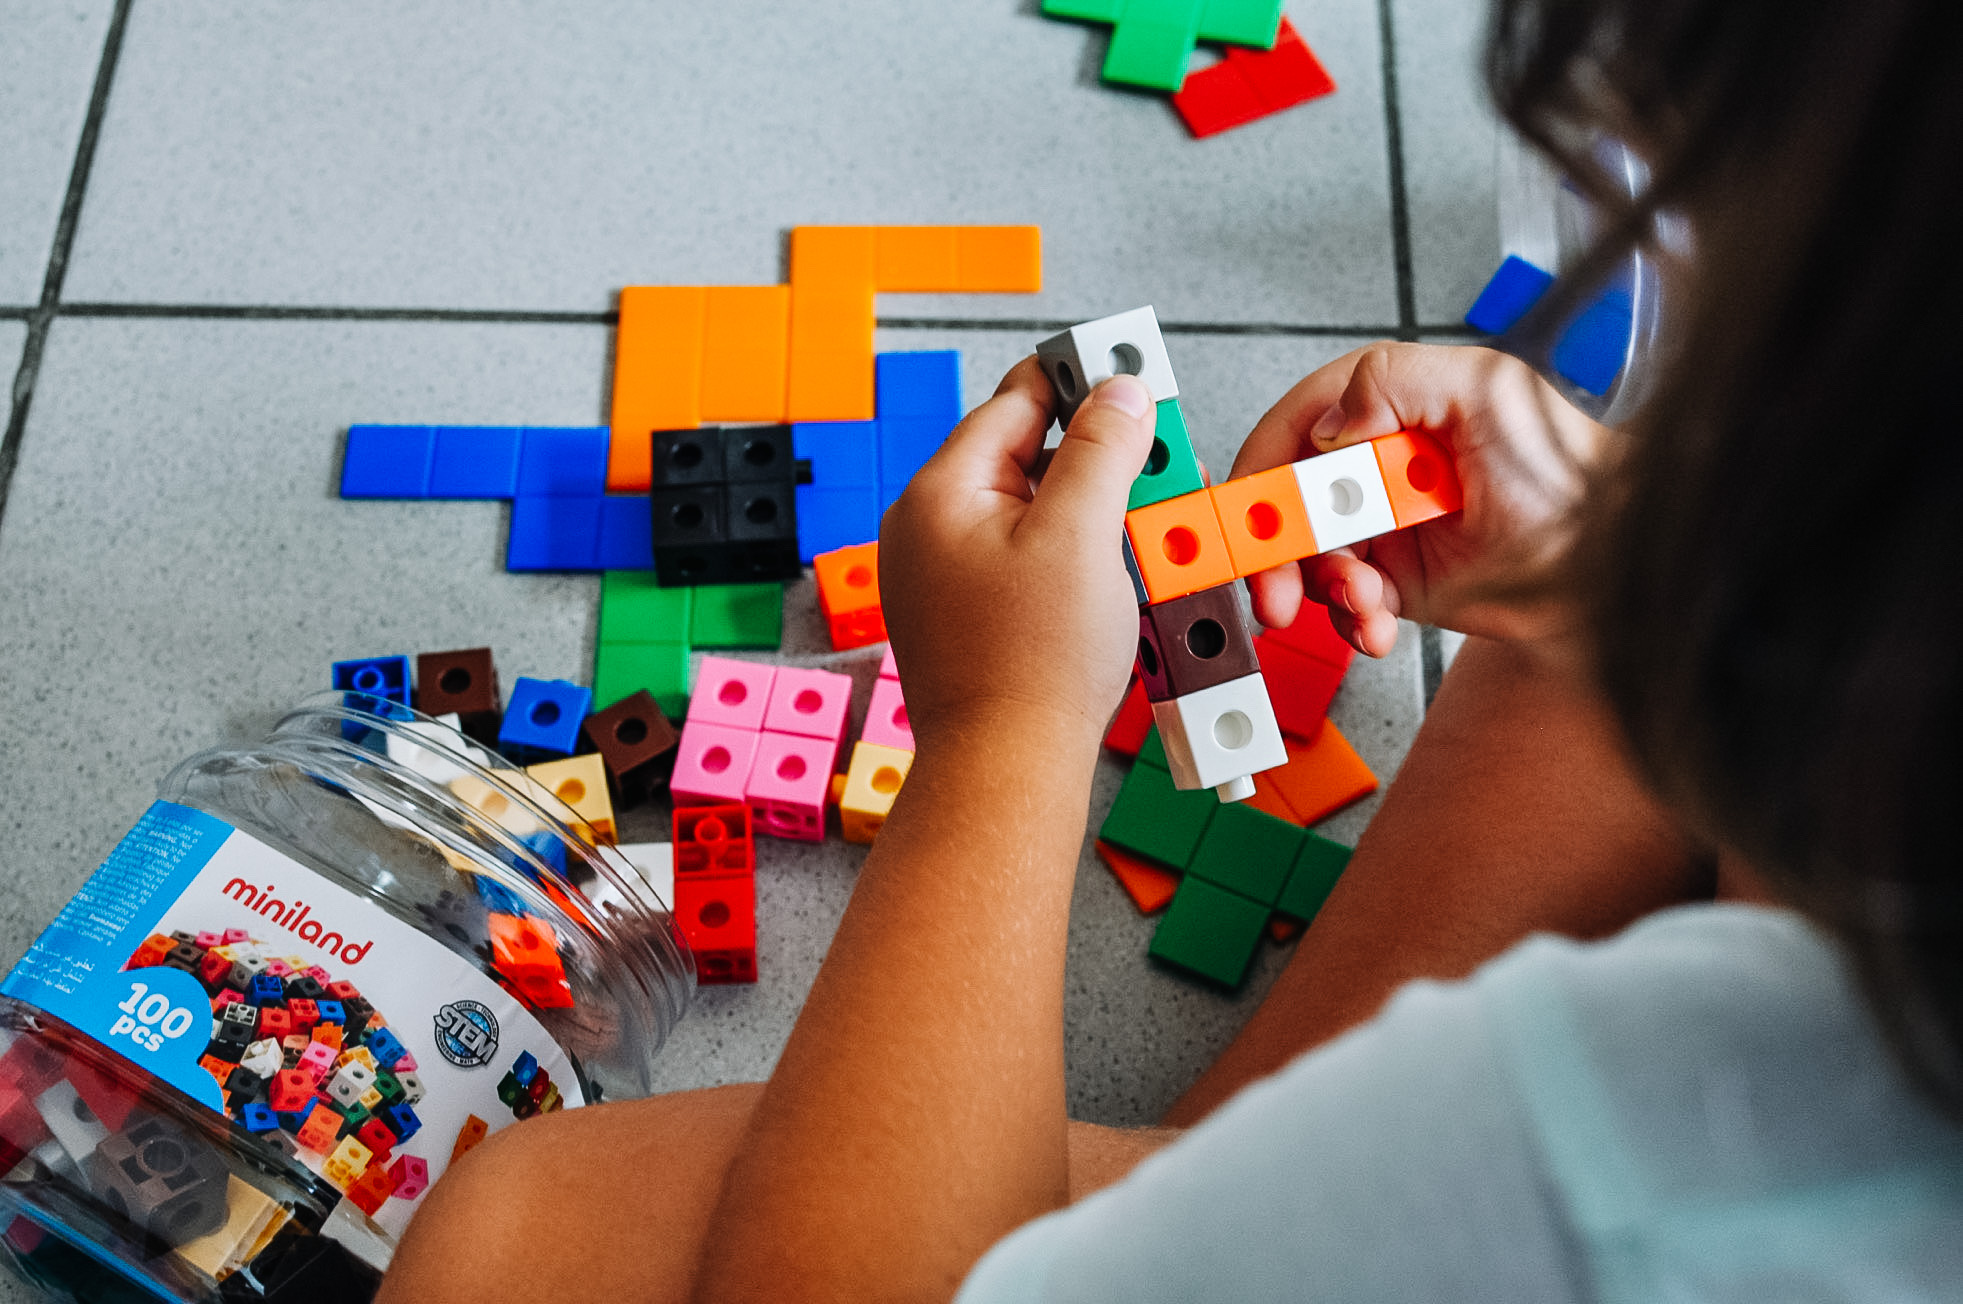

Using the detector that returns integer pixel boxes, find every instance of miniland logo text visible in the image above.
[222,879,373,965]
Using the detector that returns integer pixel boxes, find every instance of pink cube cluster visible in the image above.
[672,657,853,841]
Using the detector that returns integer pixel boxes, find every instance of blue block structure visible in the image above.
[365,1027,408,1070]
[341,425,434,498]
[795,485,882,561]
[875,351,963,419]
[500,677,592,759]
[791,421,878,488]
[332,655,412,707]
[507,496,602,570]
[516,426,610,497]
[240,1103,278,1134]
[596,495,655,570]
[381,1102,421,1143]
[430,426,525,498]
[1464,255,1555,335]
[1552,287,1633,396]
[316,1000,345,1025]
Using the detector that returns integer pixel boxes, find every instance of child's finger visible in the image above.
[1305,552,1403,656]
[1246,563,1306,633]
[1228,343,1387,480]
[1023,375,1155,542]
[915,357,1056,502]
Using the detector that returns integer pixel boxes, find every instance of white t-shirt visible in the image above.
[958,905,1963,1302]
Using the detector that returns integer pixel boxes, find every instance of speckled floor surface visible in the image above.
[0,2,1506,1281]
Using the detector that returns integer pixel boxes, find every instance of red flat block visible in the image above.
[1262,599,1353,669]
[1104,679,1155,757]
[1172,18,1336,139]
[1255,635,1348,737]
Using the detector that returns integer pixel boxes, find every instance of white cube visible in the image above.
[1036,306,1179,427]
[1292,442,1399,553]
[1150,672,1289,800]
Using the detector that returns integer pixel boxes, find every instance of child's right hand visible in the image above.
[1231,342,1609,657]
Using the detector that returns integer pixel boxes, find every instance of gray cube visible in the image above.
[1036,306,1179,428]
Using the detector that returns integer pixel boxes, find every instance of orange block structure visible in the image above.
[1259,721,1378,825]
[1125,490,1237,602]
[1095,839,1181,914]
[607,225,1042,490]
[1210,464,1318,579]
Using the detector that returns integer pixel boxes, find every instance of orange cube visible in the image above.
[489,913,575,1010]
[1370,431,1463,530]
[344,1161,396,1216]
[813,542,886,651]
[1124,490,1236,603]
[1210,464,1318,579]
[451,1114,490,1164]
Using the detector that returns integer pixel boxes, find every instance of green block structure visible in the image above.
[1185,800,1304,907]
[1099,749,1219,869]
[1043,0,1283,91]
[1136,723,1170,772]
[1274,833,1352,923]
[689,582,784,649]
[1149,875,1270,987]
[1127,398,1206,511]
[598,570,692,645]
[593,640,692,719]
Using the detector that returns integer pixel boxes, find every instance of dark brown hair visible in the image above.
[1489,0,1963,1111]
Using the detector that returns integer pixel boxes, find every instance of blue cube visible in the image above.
[316,1000,346,1026]
[499,677,591,760]
[382,1102,422,1143]
[474,875,531,917]
[332,655,412,708]
[249,973,285,1007]
[795,485,881,562]
[365,1026,407,1070]
[596,495,655,570]
[877,416,955,501]
[240,1102,279,1134]
[1465,255,1555,335]
[512,1050,540,1088]
[791,421,878,489]
[1552,287,1634,396]
[340,425,434,498]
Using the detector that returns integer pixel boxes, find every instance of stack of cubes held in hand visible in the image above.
[671,803,759,984]
[836,646,915,843]
[129,930,427,1218]
[671,657,852,842]
[1037,306,1466,800]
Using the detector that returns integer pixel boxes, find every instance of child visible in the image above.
[381,0,1963,1298]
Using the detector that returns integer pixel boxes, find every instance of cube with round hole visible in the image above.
[497,677,592,762]
[672,803,755,876]
[413,647,502,740]
[761,665,851,755]
[1124,490,1236,604]
[812,541,886,651]
[1034,306,1180,429]
[523,753,617,844]
[1370,430,1465,529]
[580,689,680,807]
[81,1114,230,1248]
[1149,671,1289,801]
[1290,443,1398,554]
[838,741,915,845]
[744,731,835,841]
[674,873,757,985]
[1136,585,1261,703]
[687,657,776,732]
[1209,464,1318,579]
[860,676,913,752]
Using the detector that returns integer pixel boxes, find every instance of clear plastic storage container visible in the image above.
[0,694,693,1301]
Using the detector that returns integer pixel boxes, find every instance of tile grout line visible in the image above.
[49,302,1480,338]
[0,0,132,530]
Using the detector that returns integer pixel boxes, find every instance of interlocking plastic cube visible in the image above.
[688,657,776,732]
[671,719,762,807]
[761,665,851,757]
[498,677,593,761]
[745,731,835,841]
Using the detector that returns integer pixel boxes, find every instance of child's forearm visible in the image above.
[692,710,1102,1303]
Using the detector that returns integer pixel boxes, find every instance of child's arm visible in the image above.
[691,361,1156,1304]
[1233,342,1612,657]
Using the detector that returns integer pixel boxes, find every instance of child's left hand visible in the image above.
[880,357,1156,755]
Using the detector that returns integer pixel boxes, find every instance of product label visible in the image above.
[2,800,585,1241]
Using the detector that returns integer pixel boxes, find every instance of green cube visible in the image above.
[594,641,692,718]
[1185,801,1305,907]
[599,570,692,646]
[1100,754,1218,869]
[1103,16,1201,90]
[1196,0,1282,47]
[689,582,784,649]
[1274,834,1353,923]
[1149,876,1270,987]
[1127,398,1207,511]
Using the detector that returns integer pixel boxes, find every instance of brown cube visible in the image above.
[1137,585,1260,703]
[414,648,501,741]
[580,690,680,808]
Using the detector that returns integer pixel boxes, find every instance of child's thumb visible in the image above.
[1026,375,1156,535]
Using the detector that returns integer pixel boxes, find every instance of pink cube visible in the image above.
[744,732,836,842]
[389,1154,430,1201]
[304,965,332,983]
[264,959,294,978]
[762,665,851,755]
[861,677,914,752]
[689,656,775,732]
[394,1051,417,1072]
[211,988,243,1013]
[194,931,222,948]
[878,644,899,681]
[222,927,250,944]
[299,1040,338,1082]
[671,719,762,806]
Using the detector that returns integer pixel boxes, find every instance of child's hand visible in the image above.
[881,358,1155,754]
[1231,342,1607,656]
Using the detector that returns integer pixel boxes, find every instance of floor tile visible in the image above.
[66,0,1396,326]
[0,1,113,306]
[1392,0,1504,324]
[0,321,25,383]
[0,316,1422,1125]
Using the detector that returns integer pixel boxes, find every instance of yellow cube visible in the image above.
[524,753,617,846]
[322,1135,373,1191]
[838,741,914,845]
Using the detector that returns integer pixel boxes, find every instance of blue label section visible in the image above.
[2,800,233,1109]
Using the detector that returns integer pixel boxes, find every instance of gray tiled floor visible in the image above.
[0,2,1505,1281]
[0,1,112,306]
